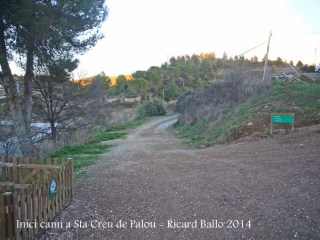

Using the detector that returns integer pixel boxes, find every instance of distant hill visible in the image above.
[75,75,132,86]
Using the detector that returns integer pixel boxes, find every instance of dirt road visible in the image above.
[42,116,320,239]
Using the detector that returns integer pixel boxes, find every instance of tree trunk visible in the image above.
[0,72,35,157]
[50,119,58,149]
[0,19,35,157]
[19,44,36,157]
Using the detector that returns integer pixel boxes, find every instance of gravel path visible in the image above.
[42,116,320,239]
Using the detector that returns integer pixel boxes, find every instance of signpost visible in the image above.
[270,113,294,135]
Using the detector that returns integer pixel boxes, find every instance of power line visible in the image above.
[301,31,320,34]
[235,40,268,58]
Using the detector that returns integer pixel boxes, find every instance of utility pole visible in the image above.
[262,31,272,84]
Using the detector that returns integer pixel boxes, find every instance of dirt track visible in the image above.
[42,116,320,239]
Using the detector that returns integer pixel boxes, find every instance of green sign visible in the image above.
[270,112,295,135]
[49,178,58,200]
[271,113,294,124]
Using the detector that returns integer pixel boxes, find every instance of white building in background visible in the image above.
[0,122,54,157]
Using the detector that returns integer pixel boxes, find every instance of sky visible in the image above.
[10,0,320,78]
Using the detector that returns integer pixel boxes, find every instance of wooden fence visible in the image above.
[0,157,73,240]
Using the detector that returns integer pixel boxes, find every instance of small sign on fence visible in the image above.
[270,112,294,135]
[0,157,73,240]
[49,178,58,200]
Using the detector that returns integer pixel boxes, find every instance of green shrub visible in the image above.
[137,100,166,119]
[164,80,181,101]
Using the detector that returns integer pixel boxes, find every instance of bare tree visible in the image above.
[33,76,88,148]
[87,72,110,104]
[76,70,89,80]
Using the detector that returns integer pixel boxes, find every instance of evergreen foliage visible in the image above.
[137,100,166,119]
[0,0,108,157]
[109,51,287,100]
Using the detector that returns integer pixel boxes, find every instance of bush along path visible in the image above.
[48,118,151,179]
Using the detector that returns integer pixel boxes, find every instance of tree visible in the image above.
[222,52,228,61]
[301,64,316,73]
[145,66,162,93]
[90,71,111,101]
[164,80,180,101]
[0,0,108,157]
[276,57,284,66]
[127,78,149,95]
[199,52,216,60]
[132,70,146,79]
[191,54,200,66]
[33,76,87,148]
[250,56,259,64]
[169,57,177,66]
[92,72,111,88]
[114,75,127,95]
[77,70,89,80]
[296,60,303,68]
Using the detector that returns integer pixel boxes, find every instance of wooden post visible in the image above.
[20,188,27,239]
[13,190,21,240]
[42,176,48,223]
[70,158,73,199]
[0,194,6,240]
[263,31,272,84]
[33,182,39,236]
[4,192,14,239]
[292,114,295,131]
[270,114,273,135]
[26,185,33,239]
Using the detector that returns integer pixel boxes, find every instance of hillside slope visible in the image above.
[174,80,320,147]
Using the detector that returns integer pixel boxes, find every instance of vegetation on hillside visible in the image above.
[75,74,132,86]
[106,51,313,101]
[174,78,320,147]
